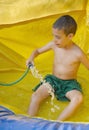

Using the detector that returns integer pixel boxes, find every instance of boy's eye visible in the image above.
[52,33,60,39]
[55,35,60,39]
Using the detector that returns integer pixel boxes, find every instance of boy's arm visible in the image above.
[26,41,53,67]
[79,51,89,70]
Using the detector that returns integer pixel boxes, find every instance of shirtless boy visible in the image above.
[26,15,89,121]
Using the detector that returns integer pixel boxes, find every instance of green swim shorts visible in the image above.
[32,74,83,101]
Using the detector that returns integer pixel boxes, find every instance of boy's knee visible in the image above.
[31,93,38,100]
[72,94,83,105]
[31,92,41,103]
[77,94,83,105]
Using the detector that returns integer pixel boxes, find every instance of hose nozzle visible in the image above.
[28,63,34,69]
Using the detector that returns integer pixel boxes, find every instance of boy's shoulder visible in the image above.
[73,43,85,57]
[73,43,83,51]
[46,41,55,48]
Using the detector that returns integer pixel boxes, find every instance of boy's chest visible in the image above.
[54,48,80,65]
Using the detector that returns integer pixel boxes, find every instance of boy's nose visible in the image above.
[53,38,58,44]
[54,40,59,45]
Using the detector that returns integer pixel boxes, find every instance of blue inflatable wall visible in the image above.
[0,106,89,130]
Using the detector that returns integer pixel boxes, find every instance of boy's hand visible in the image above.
[26,59,34,68]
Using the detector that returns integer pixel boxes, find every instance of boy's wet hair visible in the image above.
[53,15,77,36]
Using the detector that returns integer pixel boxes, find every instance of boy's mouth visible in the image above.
[56,44,61,46]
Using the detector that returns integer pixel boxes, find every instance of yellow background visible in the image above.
[0,0,89,122]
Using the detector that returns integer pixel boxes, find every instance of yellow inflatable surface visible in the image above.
[0,0,89,122]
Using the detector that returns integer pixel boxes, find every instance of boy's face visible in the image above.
[52,28,73,48]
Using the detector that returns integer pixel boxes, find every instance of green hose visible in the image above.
[0,68,30,86]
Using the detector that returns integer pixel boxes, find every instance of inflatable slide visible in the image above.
[0,0,89,129]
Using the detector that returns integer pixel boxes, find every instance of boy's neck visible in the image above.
[65,41,74,49]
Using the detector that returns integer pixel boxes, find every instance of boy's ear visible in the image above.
[68,33,74,39]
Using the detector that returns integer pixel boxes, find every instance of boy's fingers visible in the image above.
[26,60,34,67]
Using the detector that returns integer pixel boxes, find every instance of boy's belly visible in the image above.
[53,66,77,80]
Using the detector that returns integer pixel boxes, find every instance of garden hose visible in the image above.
[0,63,33,86]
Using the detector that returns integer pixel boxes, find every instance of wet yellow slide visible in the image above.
[0,0,89,122]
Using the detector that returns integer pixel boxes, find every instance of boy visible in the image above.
[26,15,89,121]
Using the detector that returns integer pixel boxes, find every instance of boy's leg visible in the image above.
[57,90,83,121]
[28,83,50,116]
